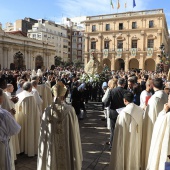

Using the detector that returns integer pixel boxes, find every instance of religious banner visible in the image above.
[147,48,154,57]
[131,48,137,57]
[103,49,109,58]
[116,49,123,58]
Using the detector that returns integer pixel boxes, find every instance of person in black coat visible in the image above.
[104,78,128,148]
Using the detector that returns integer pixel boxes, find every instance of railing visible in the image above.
[87,9,163,21]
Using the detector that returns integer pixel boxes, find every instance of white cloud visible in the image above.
[55,0,150,18]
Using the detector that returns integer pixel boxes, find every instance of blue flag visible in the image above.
[133,0,136,8]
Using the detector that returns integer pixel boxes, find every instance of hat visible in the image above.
[51,81,67,98]
[37,69,43,77]
[31,70,36,77]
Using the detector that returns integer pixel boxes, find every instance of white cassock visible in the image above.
[37,84,53,111]
[16,90,41,157]
[32,87,43,115]
[4,92,20,161]
[37,103,83,170]
[141,90,168,169]
[16,88,23,95]
[0,107,21,170]
[147,110,170,170]
[102,88,111,129]
[140,90,152,108]
[109,103,143,170]
[1,92,17,170]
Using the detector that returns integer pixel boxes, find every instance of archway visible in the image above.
[129,59,139,70]
[103,58,111,70]
[35,56,43,70]
[145,58,156,71]
[14,51,24,70]
[115,59,125,70]
[10,63,15,70]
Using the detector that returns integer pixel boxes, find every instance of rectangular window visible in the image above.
[148,39,154,48]
[119,23,123,30]
[91,42,96,49]
[78,51,82,56]
[78,38,82,42]
[92,25,96,32]
[106,24,110,31]
[104,41,109,49]
[149,20,154,28]
[73,38,77,42]
[37,34,41,38]
[132,40,137,48]
[78,44,81,49]
[117,40,123,49]
[32,34,36,38]
[132,22,137,29]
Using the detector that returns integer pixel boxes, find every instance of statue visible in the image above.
[85,52,103,75]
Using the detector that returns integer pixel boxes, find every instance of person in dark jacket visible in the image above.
[104,78,128,148]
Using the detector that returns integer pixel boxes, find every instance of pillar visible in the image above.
[125,54,129,71]
[139,54,144,70]
[111,54,115,70]
[98,33,102,53]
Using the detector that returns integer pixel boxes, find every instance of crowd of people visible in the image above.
[1,66,170,170]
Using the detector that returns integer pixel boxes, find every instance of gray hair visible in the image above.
[31,80,38,87]
[23,82,32,91]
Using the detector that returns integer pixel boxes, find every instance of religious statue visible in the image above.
[85,52,103,75]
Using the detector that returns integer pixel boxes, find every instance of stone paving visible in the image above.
[15,102,111,170]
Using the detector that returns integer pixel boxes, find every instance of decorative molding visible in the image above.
[147,34,157,39]
[90,37,98,42]
[104,37,112,41]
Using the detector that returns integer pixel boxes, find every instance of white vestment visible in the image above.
[140,90,152,108]
[3,92,20,161]
[147,110,170,170]
[37,84,53,111]
[32,87,43,115]
[16,88,23,95]
[141,90,168,169]
[109,103,143,170]
[0,107,21,170]
[102,88,111,129]
[37,103,83,170]
[16,90,41,157]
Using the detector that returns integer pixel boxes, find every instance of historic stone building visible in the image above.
[83,9,169,71]
[0,28,56,70]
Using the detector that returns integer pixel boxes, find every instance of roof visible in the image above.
[5,31,27,37]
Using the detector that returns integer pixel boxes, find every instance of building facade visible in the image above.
[27,20,69,61]
[83,9,169,71]
[0,28,56,70]
[63,17,86,63]
[72,30,85,62]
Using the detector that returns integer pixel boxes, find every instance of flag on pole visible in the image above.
[133,0,136,8]
[117,0,120,9]
[110,0,114,9]
[125,2,127,8]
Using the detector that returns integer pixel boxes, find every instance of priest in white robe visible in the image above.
[31,80,43,115]
[147,94,170,170]
[141,78,168,170]
[16,82,41,157]
[109,92,143,170]
[37,81,83,170]
[0,88,21,170]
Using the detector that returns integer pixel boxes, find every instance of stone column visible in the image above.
[111,54,115,70]
[139,54,144,70]
[98,33,102,53]
[84,34,89,52]
[0,46,3,69]
[125,54,129,71]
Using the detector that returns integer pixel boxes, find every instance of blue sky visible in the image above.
[0,0,170,31]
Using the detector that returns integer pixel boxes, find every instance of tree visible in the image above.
[54,56,63,66]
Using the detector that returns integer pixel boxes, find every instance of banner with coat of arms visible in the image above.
[131,48,137,57]
[147,48,153,57]
[103,49,109,58]
[116,49,123,58]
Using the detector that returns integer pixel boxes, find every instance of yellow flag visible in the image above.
[117,0,120,9]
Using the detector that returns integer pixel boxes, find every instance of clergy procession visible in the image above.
[1,66,170,170]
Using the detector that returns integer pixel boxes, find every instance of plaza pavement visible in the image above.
[15,102,111,170]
